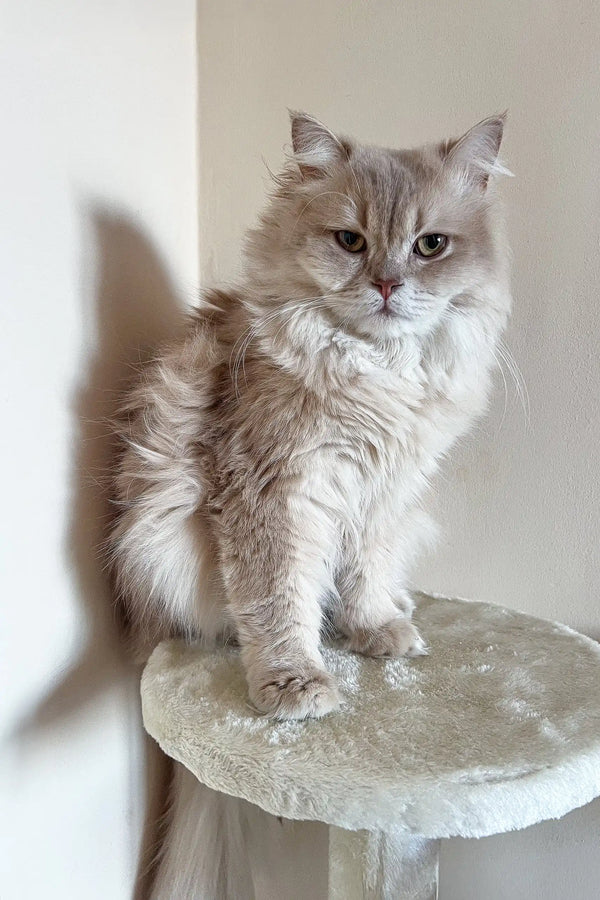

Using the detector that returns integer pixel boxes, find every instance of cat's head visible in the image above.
[244,112,510,341]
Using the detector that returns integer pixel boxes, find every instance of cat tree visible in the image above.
[141,593,600,898]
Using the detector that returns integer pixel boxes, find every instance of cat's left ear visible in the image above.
[289,111,349,179]
[443,113,511,189]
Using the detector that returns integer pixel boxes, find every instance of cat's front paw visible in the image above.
[346,617,428,659]
[249,666,341,720]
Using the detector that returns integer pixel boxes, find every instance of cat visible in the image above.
[109,111,511,721]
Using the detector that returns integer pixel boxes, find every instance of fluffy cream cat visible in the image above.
[110,112,511,720]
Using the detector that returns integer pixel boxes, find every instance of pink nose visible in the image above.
[372,280,401,302]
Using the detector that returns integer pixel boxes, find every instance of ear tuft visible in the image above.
[444,113,511,189]
[289,111,347,179]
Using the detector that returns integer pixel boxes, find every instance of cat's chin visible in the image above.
[351,312,433,341]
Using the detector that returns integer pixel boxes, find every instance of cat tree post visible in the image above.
[141,594,600,899]
[328,827,439,899]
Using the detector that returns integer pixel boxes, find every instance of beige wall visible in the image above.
[197,1,600,896]
[0,3,197,897]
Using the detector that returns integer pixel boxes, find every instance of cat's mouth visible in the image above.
[374,295,437,322]
[373,301,414,321]
[367,287,421,321]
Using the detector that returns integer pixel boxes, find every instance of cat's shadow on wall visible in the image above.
[16,206,188,900]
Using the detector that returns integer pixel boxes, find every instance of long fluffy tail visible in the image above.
[149,762,328,900]
[150,764,255,900]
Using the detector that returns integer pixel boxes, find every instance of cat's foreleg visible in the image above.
[218,486,341,720]
[335,500,428,659]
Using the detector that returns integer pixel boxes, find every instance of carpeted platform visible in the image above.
[141,593,600,840]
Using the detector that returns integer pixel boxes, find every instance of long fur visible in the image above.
[110,112,511,720]
[150,765,254,900]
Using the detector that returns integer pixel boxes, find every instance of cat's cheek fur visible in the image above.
[300,239,359,295]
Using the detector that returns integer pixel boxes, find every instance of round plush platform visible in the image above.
[141,594,600,840]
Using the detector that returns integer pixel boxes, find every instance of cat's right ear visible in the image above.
[289,111,349,179]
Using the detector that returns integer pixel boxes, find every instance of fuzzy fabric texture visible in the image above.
[141,594,600,839]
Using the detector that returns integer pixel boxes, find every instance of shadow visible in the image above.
[13,204,189,899]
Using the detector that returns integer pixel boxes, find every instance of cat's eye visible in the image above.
[335,230,366,253]
[414,234,447,258]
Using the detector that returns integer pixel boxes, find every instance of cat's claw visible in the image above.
[249,666,341,720]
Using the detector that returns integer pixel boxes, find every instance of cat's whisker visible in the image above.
[262,298,334,351]
[230,305,297,392]
[489,344,510,432]
[497,338,531,426]
[442,306,514,432]
[230,297,334,396]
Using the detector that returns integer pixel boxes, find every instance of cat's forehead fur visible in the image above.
[297,140,493,250]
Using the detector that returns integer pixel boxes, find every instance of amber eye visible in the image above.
[335,230,366,253]
[414,234,447,258]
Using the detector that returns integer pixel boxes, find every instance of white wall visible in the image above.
[2,2,597,897]
[196,1,600,897]
[0,3,197,898]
